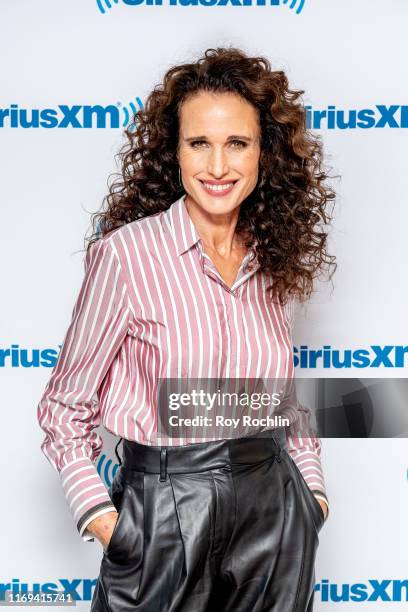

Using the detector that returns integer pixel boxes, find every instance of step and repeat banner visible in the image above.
[1,0,407,609]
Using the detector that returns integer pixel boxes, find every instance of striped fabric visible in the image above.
[37,194,329,542]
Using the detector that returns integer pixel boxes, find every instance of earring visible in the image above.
[178,167,183,188]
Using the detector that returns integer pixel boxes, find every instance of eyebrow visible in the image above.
[184,135,253,142]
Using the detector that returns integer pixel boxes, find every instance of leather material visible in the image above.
[91,435,324,611]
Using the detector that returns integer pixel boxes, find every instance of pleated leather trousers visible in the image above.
[90,431,325,612]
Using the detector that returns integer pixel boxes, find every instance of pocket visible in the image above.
[104,475,127,557]
[282,450,325,533]
[104,506,123,555]
[104,470,144,566]
[302,479,325,530]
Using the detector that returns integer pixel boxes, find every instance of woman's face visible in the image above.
[177,91,261,217]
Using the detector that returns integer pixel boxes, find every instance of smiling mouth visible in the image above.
[199,180,238,193]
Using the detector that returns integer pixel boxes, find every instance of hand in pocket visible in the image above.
[86,510,119,550]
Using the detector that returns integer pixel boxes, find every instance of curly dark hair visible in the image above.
[86,46,337,304]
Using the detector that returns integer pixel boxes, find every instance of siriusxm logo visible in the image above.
[294,345,408,368]
[1,577,406,603]
[96,0,306,13]
[2,344,408,368]
[96,453,120,488]
[306,105,408,129]
[0,345,59,368]
[0,98,143,129]
[315,578,408,603]
[3,101,406,130]
[0,579,97,602]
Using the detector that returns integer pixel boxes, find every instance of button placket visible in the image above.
[199,245,226,289]
[224,292,237,374]
[236,292,248,379]
[198,241,254,295]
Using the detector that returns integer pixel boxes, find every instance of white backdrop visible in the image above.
[1,0,407,609]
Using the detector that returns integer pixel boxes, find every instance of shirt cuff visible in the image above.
[78,504,118,542]
[59,457,115,541]
[289,449,327,492]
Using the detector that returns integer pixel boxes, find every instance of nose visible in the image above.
[207,146,229,177]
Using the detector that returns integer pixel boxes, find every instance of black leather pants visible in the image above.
[90,432,325,611]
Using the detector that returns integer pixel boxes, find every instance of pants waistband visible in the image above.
[116,429,286,482]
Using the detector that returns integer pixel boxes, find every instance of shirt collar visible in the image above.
[167,194,201,257]
[167,193,260,274]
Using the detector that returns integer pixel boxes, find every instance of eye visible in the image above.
[229,139,248,149]
[190,139,208,148]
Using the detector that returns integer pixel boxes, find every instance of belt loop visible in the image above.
[115,437,123,466]
[159,448,168,481]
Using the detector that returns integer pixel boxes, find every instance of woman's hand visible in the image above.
[316,498,328,520]
[86,511,119,550]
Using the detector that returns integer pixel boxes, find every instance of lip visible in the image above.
[199,179,238,197]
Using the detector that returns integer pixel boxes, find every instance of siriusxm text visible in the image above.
[2,344,408,368]
[2,104,408,129]
[315,578,408,603]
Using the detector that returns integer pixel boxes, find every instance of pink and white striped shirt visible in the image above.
[37,194,329,542]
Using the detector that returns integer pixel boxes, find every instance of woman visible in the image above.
[37,47,336,611]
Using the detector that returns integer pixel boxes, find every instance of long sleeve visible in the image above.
[284,296,330,520]
[285,404,330,520]
[37,237,132,541]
